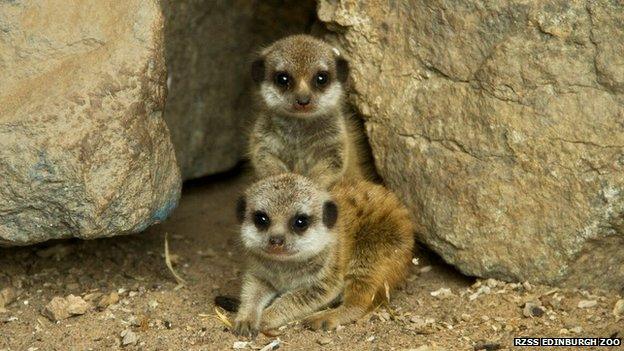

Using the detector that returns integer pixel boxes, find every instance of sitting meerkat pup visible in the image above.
[248,34,369,188]
[233,173,414,336]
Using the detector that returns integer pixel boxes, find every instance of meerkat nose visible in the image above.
[296,96,310,106]
[268,235,285,247]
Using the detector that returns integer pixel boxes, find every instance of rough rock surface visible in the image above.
[0,1,181,245]
[162,0,316,180]
[318,0,624,289]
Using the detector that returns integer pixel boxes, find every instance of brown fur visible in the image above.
[233,174,414,335]
[248,35,371,189]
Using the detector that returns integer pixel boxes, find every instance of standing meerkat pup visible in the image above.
[232,173,414,336]
[248,35,369,188]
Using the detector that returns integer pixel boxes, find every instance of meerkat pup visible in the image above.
[232,173,414,336]
[248,34,369,188]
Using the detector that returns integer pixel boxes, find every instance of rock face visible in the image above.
[318,0,624,289]
[0,1,181,246]
[162,0,316,180]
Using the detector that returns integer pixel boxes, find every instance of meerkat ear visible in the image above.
[251,58,265,83]
[336,57,349,83]
[322,200,338,229]
[236,196,246,223]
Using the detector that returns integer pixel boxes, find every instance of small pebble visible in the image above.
[232,341,249,349]
[430,288,454,299]
[42,295,89,321]
[577,300,597,309]
[469,286,491,301]
[97,292,119,310]
[411,346,447,351]
[377,310,391,321]
[484,279,500,288]
[259,339,281,351]
[613,299,624,320]
[317,337,332,345]
[540,294,564,311]
[1,315,18,323]
[120,329,138,346]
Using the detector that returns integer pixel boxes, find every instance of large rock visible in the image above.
[162,0,316,180]
[318,0,624,289]
[0,1,181,246]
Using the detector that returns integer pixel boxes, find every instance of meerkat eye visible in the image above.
[274,72,290,87]
[314,71,329,87]
[291,214,310,233]
[253,211,271,230]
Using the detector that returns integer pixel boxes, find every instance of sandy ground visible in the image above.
[1,171,622,351]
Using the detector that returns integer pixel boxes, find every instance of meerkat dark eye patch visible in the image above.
[336,57,349,83]
[253,211,271,230]
[322,201,338,228]
[273,71,290,88]
[291,213,310,234]
[314,71,330,88]
[236,196,246,223]
[251,59,265,83]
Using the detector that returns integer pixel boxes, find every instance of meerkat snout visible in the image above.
[268,235,285,247]
[251,35,349,118]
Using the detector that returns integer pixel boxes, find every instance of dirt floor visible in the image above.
[1,171,622,351]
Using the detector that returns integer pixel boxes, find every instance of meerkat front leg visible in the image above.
[234,274,277,337]
[304,147,345,188]
[252,154,289,179]
[260,278,342,331]
[249,141,290,179]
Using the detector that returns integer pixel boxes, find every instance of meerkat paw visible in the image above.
[303,309,341,331]
[233,317,259,338]
[259,307,285,331]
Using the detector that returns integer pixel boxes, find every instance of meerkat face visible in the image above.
[236,174,338,262]
[251,35,349,118]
